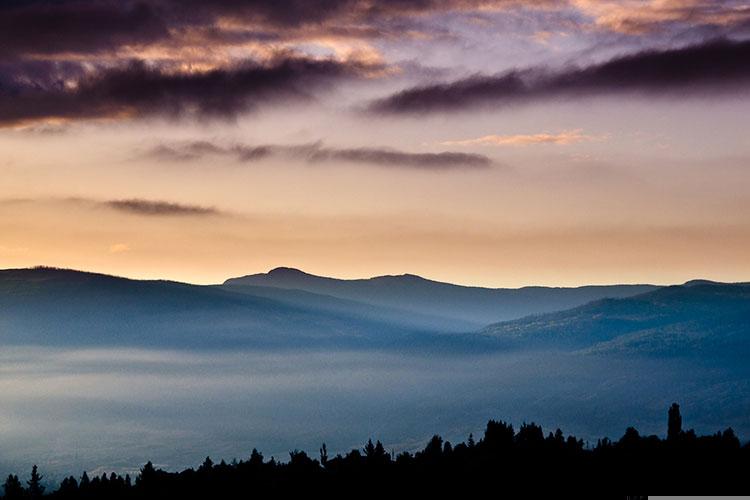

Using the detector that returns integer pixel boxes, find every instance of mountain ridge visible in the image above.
[0,267,472,350]
[481,281,750,357]
[224,267,661,326]
[1,267,749,358]
[230,266,663,290]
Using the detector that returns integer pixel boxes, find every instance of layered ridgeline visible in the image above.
[2,267,749,358]
[224,267,657,329]
[0,266,658,349]
[0,267,486,350]
[481,281,750,358]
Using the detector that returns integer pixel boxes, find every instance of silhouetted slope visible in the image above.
[0,267,483,349]
[482,282,750,357]
[224,267,658,327]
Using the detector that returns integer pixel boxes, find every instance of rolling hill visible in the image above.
[224,267,659,328]
[0,267,485,350]
[3,267,748,358]
[481,281,750,358]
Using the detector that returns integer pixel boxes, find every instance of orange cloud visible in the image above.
[572,0,750,34]
[440,129,602,147]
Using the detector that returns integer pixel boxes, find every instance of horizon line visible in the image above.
[4,264,742,291]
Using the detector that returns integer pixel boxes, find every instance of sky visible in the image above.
[1,0,749,287]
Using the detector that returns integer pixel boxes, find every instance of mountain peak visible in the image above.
[267,267,310,277]
[683,279,721,287]
[373,273,428,282]
[401,273,426,280]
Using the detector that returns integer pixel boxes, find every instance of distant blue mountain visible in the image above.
[224,267,658,328]
[3,267,747,358]
[0,267,481,350]
[221,282,470,333]
[481,281,750,358]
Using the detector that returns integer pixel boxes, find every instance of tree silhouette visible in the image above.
[363,439,376,458]
[2,403,747,499]
[198,456,213,472]
[79,471,90,489]
[249,448,263,466]
[319,443,328,466]
[27,465,44,499]
[420,435,443,460]
[2,474,24,500]
[483,419,514,452]
[668,403,682,440]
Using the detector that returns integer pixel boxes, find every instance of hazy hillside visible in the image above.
[0,267,484,350]
[221,283,477,332]
[2,268,750,477]
[4,267,747,358]
[481,282,750,357]
[224,267,659,327]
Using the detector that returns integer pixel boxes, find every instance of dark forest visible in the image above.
[3,404,746,499]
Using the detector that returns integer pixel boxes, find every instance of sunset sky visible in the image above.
[1,0,749,286]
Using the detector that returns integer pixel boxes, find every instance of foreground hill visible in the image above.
[0,267,486,350]
[224,267,658,328]
[481,281,750,357]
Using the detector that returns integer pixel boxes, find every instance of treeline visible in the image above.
[3,404,747,499]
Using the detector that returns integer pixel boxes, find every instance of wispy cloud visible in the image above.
[440,129,601,147]
[142,140,494,170]
[104,199,219,217]
[144,142,230,162]
[572,0,750,35]
[1,197,223,218]
[369,38,750,114]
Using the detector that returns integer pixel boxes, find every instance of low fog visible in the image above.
[0,347,747,483]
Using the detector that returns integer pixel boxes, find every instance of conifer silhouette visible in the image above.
[2,403,747,499]
[27,465,44,499]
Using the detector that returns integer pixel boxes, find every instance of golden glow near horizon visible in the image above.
[1,2,750,287]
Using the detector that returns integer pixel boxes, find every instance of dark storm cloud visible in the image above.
[0,0,526,59]
[143,140,494,170]
[167,0,546,28]
[0,1,169,58]
[164,0,359,27]
[0,56,375,127]
[104,199,219,216]
[0,1,747,63]
[369,38,750,114]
